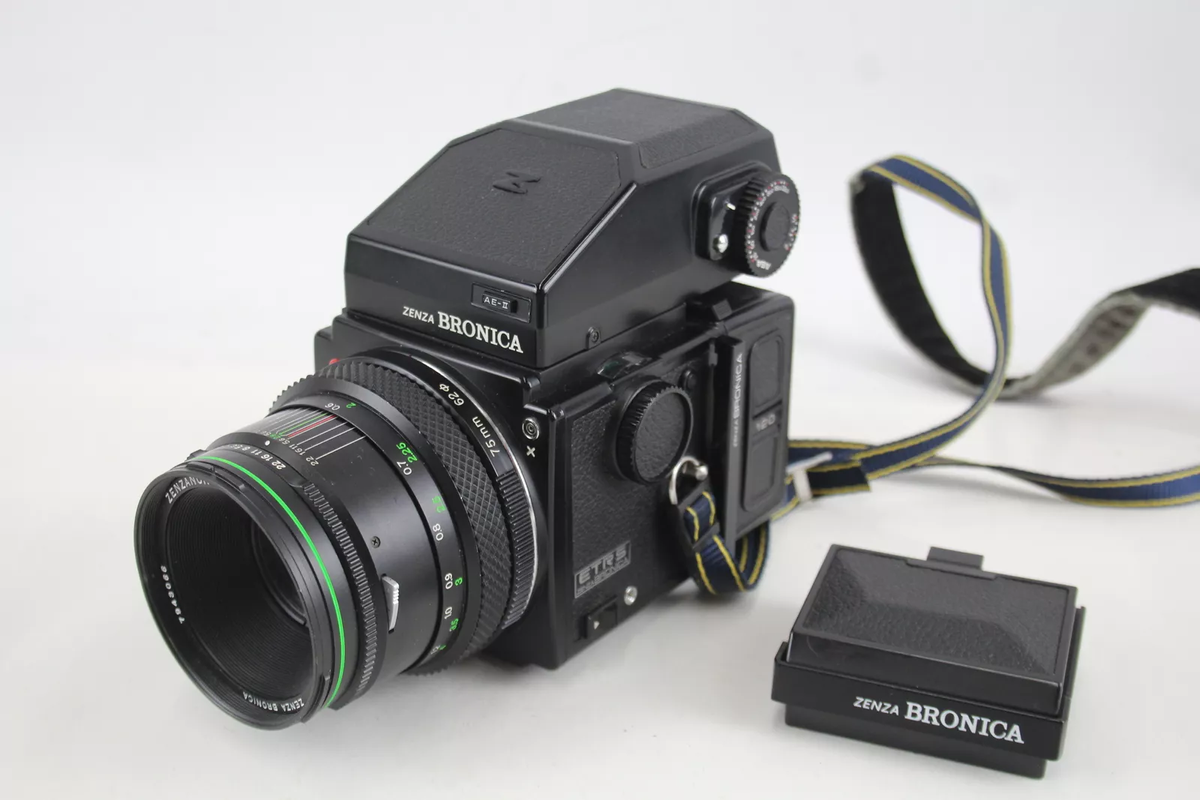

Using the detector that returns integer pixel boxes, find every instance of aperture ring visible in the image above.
[212,409,437,698]
[268,387,475,670]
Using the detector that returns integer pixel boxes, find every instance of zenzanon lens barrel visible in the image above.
[134,352,537,728]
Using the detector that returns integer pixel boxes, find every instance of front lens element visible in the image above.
[164,485,311,699]
[136,455,353,728]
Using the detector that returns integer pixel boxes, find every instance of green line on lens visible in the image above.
[193,455,346,706]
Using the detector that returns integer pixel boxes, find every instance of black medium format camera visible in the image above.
[135,90,798,727]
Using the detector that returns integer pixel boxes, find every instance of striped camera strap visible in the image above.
[676,155,1199,596]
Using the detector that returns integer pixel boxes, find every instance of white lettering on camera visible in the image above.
[754,411,777,432]
[853,697,1025,744]
[159,565,185,624]
[853,696,900,715]
[242,691,305,713]
[730,352,744,449]
[164,475,209,504]
[437,311,524,353]
[904,701,1024,743]
[403,305,435,324]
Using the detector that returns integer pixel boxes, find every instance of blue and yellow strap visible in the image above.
[790,154,1200,508]
[673,486,770,594]
[679,154,1199,595]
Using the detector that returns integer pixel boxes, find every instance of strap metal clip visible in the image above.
[787,452,833,504]
[667,456,709,506]
[667,456,719,556]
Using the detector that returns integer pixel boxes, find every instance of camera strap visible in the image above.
[672,155,1200,595]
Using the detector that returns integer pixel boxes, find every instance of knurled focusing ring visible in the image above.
[313,354,536,665]
[352,353,538,631]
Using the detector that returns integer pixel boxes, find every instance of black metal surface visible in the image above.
[364,128,620,283]
[773,546,1086,778]
[344,88,781,367]
[521,89,756,170]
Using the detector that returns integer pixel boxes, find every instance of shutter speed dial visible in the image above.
[615,381,694,484]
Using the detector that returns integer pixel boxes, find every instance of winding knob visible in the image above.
[733,172,800,277]
[615,381,694,484]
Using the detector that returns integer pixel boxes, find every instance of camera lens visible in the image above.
[134,352,538,728]
[164,486,312,698]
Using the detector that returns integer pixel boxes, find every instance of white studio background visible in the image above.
[1,2,1197,798]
